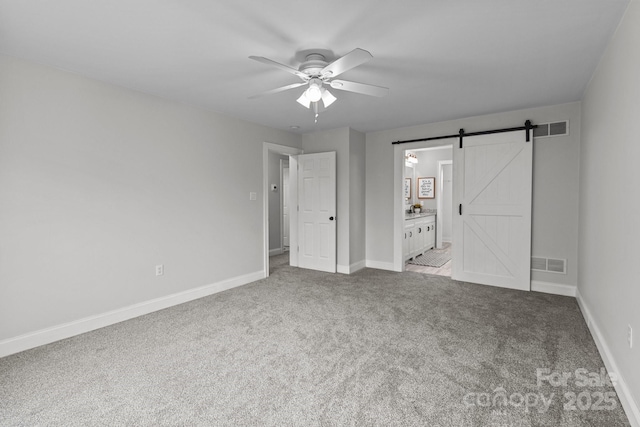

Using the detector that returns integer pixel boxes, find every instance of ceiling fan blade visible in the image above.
[330,79,388,97]
[321,48,373,78]
[249,56,308,80]
[248,82,307,99]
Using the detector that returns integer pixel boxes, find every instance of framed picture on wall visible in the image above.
[418,177,435,199]
[404,178,411,199]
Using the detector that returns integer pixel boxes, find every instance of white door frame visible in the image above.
[394,141,451,272]
[436,160,453,248]
[263,142,303,278]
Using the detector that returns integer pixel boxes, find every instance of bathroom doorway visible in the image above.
[403,146,453,277]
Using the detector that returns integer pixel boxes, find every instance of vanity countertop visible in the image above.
[405,212,436,220]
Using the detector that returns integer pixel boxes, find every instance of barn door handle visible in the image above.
[459,204,462,215]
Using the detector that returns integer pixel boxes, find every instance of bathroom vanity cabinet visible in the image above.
[403,214,436,262]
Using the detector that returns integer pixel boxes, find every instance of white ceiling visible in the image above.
[0,0,629,134]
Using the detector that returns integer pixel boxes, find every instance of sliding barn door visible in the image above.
[298,152,336,273]
[452,130,532,291]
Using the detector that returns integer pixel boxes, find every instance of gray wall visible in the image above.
[414,147,453,212]
[366,102,582,287]
[268,152,288,251]
[0,54,301,341]
[349,128,366,265]
[579,0,640,414]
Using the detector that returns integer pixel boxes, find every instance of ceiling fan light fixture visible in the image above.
[321,89,336,108]
[306,87,322,102]
[306,78,323,102]
[296,93,311,108]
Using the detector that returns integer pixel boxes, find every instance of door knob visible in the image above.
[329,216,334,221]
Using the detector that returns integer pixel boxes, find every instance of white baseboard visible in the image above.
[337,260,366,274]
[350,260,366,273]
[269,248,284,256]
[0,270,264,359]
[576,289,640,427]
[365,260,395,271]
[531,280,576,297]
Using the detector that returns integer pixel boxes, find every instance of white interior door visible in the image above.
[452,130,532,291]
[298,152,336,273]
[282,165,290,247]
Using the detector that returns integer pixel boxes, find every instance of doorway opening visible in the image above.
[401,145,453,277]
[263,143,303,278]
[267,154,290,274]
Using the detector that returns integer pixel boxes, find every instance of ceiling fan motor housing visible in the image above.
[299,53,329,77]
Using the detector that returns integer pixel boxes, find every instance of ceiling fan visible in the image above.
[248,48,388,120]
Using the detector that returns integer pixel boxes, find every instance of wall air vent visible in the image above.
[531,256,567,274]
[533,120,569,139]
[531,257,547,271]
[547,258,567,274]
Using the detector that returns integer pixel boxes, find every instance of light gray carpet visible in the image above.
[407,248,451,268]
[0,254,630,426]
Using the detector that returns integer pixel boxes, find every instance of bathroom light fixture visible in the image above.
[406,152,418,164]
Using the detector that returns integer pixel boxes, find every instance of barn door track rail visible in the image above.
[391,120,537,148]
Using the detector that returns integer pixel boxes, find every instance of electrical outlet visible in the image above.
[249,192,257,201]
[155,264,164,276]
[628,325,633,349]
